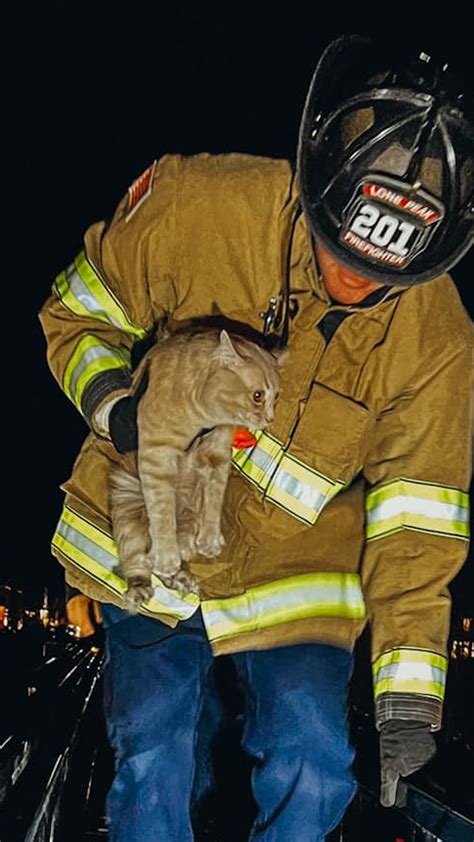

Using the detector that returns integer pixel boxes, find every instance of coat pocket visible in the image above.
[258,382,373,537]
[290,382,373,483]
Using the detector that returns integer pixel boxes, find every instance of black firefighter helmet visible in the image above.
[297,35,474,286]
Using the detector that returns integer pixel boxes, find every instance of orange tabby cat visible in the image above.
[110,329,285,613]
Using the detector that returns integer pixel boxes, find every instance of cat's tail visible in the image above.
[110,458,154,613]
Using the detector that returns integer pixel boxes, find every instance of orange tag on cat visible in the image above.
[232,428,257,449]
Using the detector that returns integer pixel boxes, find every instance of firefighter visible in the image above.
[40,36,473,841]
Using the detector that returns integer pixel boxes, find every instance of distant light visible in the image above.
[451,639,474,659]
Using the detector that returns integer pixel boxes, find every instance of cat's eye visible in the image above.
[253,390,264,403]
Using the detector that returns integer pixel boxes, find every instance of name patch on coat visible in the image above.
[125,161,156,221]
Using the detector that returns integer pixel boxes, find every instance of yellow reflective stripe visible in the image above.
[232,430,281,489]
[63,335,131,411]
[52,505,199,619]
[372,648,447,701]
[54,250,147,339]
[366,478,469,541]
[368,513,469,540]
[53,532,127,595]
[368,480,469,508]
[202,572,366,643]
[60,505,117,555]
[231,430,345,525]
[55,269,92,321]
[375,679,445,697]
[374,649,447,671]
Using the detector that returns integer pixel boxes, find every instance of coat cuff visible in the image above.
[375,692,443,732]
[81,369,132,435]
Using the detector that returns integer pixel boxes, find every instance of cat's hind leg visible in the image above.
[138,445,182,579]
[195,427,233,558]
[161,568,199,596]
[110,460,154,614]
[176,449,202,562]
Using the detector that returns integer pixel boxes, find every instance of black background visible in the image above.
[7,5,474,607]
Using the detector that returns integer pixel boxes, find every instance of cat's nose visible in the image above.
[263,411,274,425]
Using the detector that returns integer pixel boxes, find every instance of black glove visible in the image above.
[109,369,149,454]
[379,719,436,807]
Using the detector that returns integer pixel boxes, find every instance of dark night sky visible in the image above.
[7,7,474,606]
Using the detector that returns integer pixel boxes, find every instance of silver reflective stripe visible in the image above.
[65,262,124,328]
[269,462,327,511]
[203,582,364,628]
[202,572,366,643]
[376,662,446,686]
[57,518,117,570]
[367,495,468,525]
[54,250,147,339]
[246,443,279,486]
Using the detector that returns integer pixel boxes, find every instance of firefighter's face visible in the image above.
[315,240,383,304]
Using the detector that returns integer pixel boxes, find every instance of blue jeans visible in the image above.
[102,605,356,841]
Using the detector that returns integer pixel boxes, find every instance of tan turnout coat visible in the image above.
[40,153,472,728]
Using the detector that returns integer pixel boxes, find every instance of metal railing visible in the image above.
[0,631,104,841]
[328,782,474,842]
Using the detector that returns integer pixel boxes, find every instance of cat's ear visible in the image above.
[272,348,290,369]
[217,330,242,366]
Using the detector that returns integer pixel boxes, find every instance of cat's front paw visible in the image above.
[123,576,154,614]
[196,524,226,558]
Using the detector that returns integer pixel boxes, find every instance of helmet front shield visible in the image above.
[297,36,474,286]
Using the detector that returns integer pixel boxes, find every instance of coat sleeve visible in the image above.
[360,329,472,731]
[39,155,180,435]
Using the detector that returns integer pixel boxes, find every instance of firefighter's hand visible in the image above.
[379,719,436,807]
[109,368,149,454]
[109,396,138,453]
[66,595,103,638]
